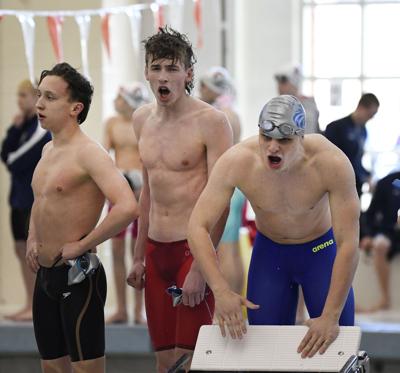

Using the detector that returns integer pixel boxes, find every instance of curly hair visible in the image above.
[143,26,197,94]
[38,63,94,124]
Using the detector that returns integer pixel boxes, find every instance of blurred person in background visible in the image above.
[325,93,379,197]
[103,82,150,324]
[359,171,400,312]
[199,67,245,295]
[1,79,51,321]
[275,64,320,134]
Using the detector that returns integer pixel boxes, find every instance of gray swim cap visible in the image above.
[119,82,150,110]
[258,95,306,139]
[200,66,235,96]
[274,64,303,89]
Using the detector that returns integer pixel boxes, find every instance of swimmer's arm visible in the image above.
[323,155,360,321]
[188,156,235,293]
[203,111,233,249]
[132,167,150,263]
[78,145,139,251]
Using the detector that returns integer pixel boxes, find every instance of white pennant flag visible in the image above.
[150,2,161,31]
[126,9,142,58]
[75,14,91,80]
[17,13,36,83]
[169,0,184,31]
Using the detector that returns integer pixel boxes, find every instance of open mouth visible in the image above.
[37,113,46,120]
[158,86,171,99]
[268,155,282,167]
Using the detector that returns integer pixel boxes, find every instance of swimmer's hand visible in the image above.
[214,288,259,339]
[182,266,206,307]
[127,261,145,290]
[297,316,340,358]
[60,241,86,260]
[26,241,40,273]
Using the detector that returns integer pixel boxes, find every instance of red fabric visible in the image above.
[101,13,111,59]
[144,238,214,351]
[47,16,64,63]
[193,0,203,48]
[157,5,165,29]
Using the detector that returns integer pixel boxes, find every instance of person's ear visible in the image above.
[71,103,84,117]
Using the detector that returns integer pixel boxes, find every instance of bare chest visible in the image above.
[32,155,88,198]
[139,127,204,172]
[242,169,325,215]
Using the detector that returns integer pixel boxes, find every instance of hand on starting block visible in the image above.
[298,315,340,358]
[214,288,259,339]
[191,325,363,372]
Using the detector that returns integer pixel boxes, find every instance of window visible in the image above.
[302,0,400,180]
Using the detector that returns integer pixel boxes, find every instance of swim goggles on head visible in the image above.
[258,120,304,138]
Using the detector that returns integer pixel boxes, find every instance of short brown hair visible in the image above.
[358,93,379,108]
[143,26,197,94]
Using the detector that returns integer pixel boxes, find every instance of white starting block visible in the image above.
[185,325,369,372]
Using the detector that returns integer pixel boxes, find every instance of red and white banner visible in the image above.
[151,2,165,31]
[47,16,64,63]
[169,0,184,31]
[193,0,203,48]
[101,13,111,60]
[127,9,142,58]
[17,13,36,83]
[2,1,194,80]
[75,14,91,79]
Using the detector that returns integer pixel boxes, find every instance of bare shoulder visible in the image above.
[204,104,229,128]
[189,98,232,138]
[220,106,240,122]
[132,102,154,137]
[216,136,259,175]
[42,140,53,155]
[305,134,354,179]
[77,135,111,168]
[225,136,257,160]
[104,115,119,129]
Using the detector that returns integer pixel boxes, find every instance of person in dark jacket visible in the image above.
[359,171,400,312]
[1,79,51,321]
[325,93,379,197]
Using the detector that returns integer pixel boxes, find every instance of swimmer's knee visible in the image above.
[71,356,105,373]
[41,356,70,373]
[156,351,175,373]
[372,235,391,256]
[373,242,390,256]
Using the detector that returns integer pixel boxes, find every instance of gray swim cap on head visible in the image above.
[258,95,306,139]
[274,64,303,89]
[119,82,150,110]
[200,66,235,96]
